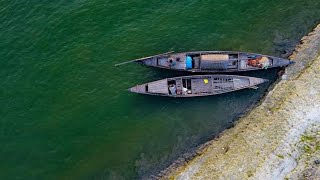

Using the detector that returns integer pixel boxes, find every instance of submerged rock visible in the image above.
[161,24,320,180]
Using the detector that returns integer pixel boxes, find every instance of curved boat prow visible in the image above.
[128,85,146,94]
[114,51,174,67]
[272,57,295,67]
[289,61,296,65]
[249,77,269,86]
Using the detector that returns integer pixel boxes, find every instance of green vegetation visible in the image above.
[277,154,285,159]
[301,135,315,142]
[315,143,320,151]
[247,170,254,177]
[304,145,312,154]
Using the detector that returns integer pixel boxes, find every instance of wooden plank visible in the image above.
[147,79,168,94]
[191,78,213,94]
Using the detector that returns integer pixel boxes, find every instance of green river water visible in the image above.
[1,0,319,179]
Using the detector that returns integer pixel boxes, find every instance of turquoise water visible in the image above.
[1,0,319,179]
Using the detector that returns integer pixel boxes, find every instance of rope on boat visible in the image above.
[114,51,174,66]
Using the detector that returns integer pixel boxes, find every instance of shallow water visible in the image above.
[0,0,319,179]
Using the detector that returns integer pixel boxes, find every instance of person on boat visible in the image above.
[169,84,177,95]
[182,87,188,95]
[168,58,176,67]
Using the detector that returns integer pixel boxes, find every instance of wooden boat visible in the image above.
[117,51,294,72]
[129,75,268,97]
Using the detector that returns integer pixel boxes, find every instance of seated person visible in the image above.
[167,58,176,67]
[169,84,177,95]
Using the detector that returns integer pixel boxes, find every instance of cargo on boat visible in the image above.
[129,75,268,97]
[120,51,294,72]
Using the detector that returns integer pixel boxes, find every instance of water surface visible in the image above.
[1,0,319,179]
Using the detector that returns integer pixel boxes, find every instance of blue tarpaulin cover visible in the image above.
[186,56,192,69]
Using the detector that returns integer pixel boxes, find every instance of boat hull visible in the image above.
[135,51,294,73]
[129,74,268,97]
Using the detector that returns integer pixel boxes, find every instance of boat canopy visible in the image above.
[201,54,229,61]
[200,54,229,70]
[186,56,192,69]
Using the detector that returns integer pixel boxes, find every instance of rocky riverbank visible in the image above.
[161,24,320,179]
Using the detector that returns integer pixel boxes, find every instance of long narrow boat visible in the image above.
[125,51,294,72]
[129,75,268,97]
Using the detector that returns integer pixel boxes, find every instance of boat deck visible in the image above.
[157,53,186,69]
[191,78,213,94]
[148,79,168,94]
[189,77,236,94]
